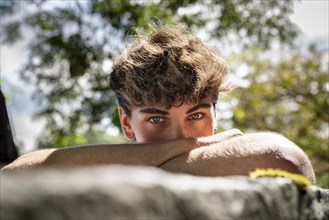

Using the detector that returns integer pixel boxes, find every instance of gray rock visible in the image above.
[1,165,328,220]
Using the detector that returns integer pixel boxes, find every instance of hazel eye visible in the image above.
[188,113,204,120]
[148,117,164,124]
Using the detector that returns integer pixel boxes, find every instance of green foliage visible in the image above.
[0,0,298,146]
[317,172,329,189]
[225,46,329,188]
[0,0,16,17]
[46,133,88,148]
[83,129,126,144]
[38,129,126,149]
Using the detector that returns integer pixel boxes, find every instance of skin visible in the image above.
[160,132,315,179]
[118,101,315,182]
[119,100,217,142]
[2,100,316,183]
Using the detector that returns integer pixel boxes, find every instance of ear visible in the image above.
[118,107,135,141]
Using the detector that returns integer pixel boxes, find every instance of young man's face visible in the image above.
[118,100,217,142]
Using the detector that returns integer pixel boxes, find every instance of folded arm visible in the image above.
[2,130,315,184]
[1,138,195,170]
[1,129,241,170]
[160,132,316,184]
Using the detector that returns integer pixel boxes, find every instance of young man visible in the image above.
[2,25,315,183]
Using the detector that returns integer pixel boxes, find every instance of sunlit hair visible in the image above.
[110,24,229,116]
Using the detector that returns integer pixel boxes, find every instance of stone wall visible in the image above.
[1,165,328,220]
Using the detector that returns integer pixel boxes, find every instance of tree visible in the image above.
[37,129,126,149]
[225,46,329,187]
[1,0,298,148]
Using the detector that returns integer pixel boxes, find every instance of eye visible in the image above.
[188,113,204,120]
[148,116,165,124]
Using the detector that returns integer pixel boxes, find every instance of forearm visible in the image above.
[2,138,197,170]
[160,132,315,183]
[2,129,242,170]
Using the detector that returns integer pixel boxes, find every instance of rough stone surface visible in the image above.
[1,165,328,220]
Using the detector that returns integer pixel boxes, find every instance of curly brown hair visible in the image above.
[109,24,229,116]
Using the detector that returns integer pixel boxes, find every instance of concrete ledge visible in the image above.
[1,165,328,220]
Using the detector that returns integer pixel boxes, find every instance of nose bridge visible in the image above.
[171,121,190,139]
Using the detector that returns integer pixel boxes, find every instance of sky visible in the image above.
[1,0,328,153]
[290,0,329,43]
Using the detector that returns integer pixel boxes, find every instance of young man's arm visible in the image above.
[1,129,242,170]
[2,131,315,184]
[160,132,316,184]
[1,139,194,170]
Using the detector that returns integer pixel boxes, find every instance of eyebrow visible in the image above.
[139,103,212,115]
[186,103,212,114]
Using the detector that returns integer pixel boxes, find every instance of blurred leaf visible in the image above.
[224,46,329,187]
[2,22,21,44]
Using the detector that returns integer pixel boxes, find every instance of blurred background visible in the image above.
[0,0,328,187]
